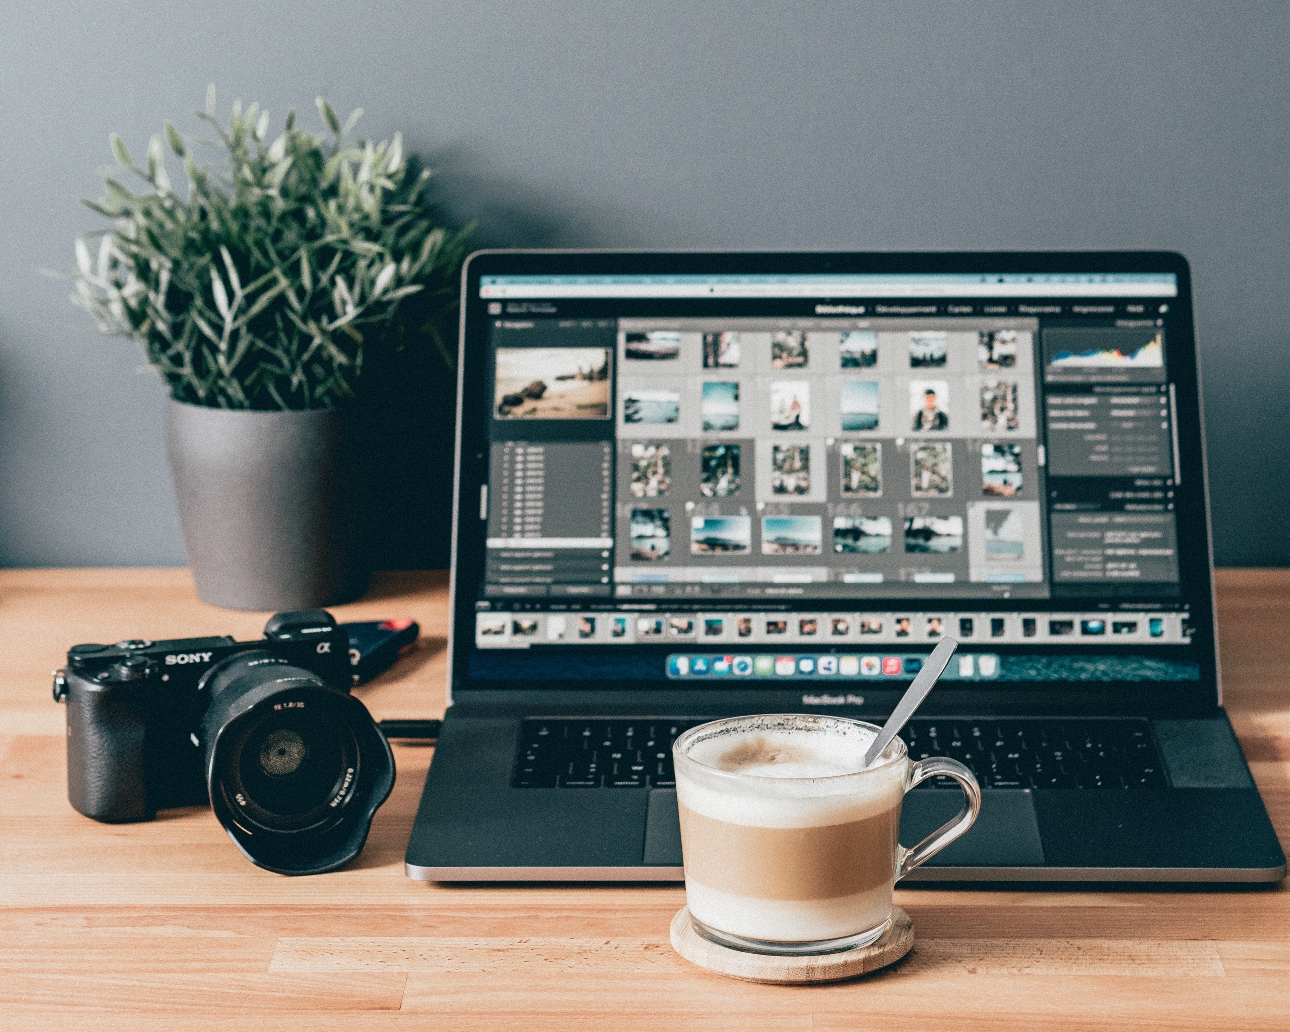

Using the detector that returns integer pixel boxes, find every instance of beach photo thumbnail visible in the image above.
[701,381,740,431]
[631,508,671,561]
[910,380,949,431]
[840,442,882,496]
[979,330,1019,369]
[495,347,611,419]
[700,444,740,498]
[625,330,681,361]
[770,381,810,431]
[840,380,880,431]
[629,442,671,498]
[702,331,741,368]
[761,515,823,554]
[984,506,1026,559]
[691,515,752,554]
[980,379,1019,432]
[911,441,953,497]
[624,387,680,424]
[982,443,1023,496]
[840,331,878,368]
[833,515,893,554]
[909,332,947,368]
[771,443,810,495]
[904,515,964,554]
[771,330,809,369]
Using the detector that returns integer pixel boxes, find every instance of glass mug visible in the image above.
[673,713,980,955]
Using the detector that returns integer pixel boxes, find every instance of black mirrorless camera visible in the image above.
[53,610,395,875]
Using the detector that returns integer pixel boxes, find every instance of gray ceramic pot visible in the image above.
[166,399,369,611]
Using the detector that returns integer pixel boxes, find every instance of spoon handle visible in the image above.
[864,636,959,767]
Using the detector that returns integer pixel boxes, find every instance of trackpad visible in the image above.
[900,789,1045,867]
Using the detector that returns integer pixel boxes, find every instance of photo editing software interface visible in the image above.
[467,271,1202,688]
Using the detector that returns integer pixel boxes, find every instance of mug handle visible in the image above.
[896,757,982,879]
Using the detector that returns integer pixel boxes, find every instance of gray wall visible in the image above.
[2,1,1287,568]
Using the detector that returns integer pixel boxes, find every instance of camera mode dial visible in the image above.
[112,655,154,682]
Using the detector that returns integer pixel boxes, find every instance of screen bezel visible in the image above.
[448,250,1216,717]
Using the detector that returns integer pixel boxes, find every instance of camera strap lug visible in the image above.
[52,668,68,703]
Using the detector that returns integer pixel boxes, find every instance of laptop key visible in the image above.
[513,717,1167,791]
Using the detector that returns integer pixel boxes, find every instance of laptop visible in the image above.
[405,250,1286,884]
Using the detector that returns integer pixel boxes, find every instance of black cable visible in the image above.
[377,719,442,742]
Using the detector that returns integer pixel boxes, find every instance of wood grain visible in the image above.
[0,567,1287,1030]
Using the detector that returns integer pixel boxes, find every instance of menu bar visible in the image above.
[480,273,1179,300]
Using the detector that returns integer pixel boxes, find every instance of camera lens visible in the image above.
[259,728,308,777]
[223,703,357,833]
[198,650,394,875]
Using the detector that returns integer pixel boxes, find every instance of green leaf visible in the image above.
[206,84,217,117]
[165,122,186,157]
[110,133,133,169]
[316,97,341,135]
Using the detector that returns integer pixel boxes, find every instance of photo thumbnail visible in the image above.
[761,515,823,555]
[832,515,893,554]
[494,347,611,419]
[981,443,1023,496]
[984,507,1026,560]
[701,381,740,431]
[700,444,740,498]
[630,509,670,561]
[629,442,671,498]
[771,443,810,495]
[623,387,680,424]
[911,442,953,497]
[840,442,882,496]
[904,515,964,554]
[910,380,949,431]
[691,515,752,554]
[980,379,1019,432]
[839,380,880,431]
[978,330,1019,370]
[625,331,681,361]
[908,332,947,368]
[702,331,741,369]
[771,330,809,369]
[770,381,810,430]
[839,331,878,368]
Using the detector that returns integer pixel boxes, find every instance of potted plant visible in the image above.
[72,88,470,610]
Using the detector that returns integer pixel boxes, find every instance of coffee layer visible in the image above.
[678,802,901,901]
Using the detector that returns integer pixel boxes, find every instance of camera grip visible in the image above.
[65,676,153,822]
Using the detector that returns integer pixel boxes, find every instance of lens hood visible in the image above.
[201,652,394,875]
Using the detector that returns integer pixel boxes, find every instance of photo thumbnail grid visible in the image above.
[612,323,1044,590]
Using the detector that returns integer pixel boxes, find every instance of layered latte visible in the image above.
[674,716,908,944]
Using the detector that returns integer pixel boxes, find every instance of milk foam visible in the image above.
[685,878,891,943]
[677,723,906,828]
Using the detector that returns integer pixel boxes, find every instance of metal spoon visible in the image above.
[863,636,959,768]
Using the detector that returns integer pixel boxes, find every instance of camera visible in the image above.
[53,610,395,875]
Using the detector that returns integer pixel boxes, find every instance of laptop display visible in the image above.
[451,253,1212,707]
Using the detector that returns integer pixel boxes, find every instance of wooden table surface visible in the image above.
[1,568,1287,1030]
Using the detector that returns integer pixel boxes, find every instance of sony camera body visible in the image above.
[55,610,394,875]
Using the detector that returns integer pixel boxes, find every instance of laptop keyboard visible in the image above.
[510,717,1166,790]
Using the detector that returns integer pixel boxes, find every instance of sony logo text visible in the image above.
[165,652,213,665]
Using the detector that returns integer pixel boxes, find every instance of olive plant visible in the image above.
[73,87,470,409]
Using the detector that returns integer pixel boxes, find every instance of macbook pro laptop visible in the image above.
[405,250,1286,883]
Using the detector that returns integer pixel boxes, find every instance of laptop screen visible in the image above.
[453,254,1213,697]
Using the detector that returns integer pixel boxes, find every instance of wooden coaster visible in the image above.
[670,905,913,985]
